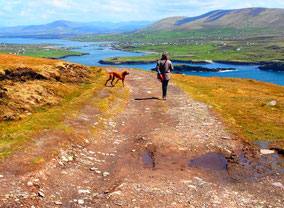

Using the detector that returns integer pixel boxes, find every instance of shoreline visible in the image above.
[99,59,277,66]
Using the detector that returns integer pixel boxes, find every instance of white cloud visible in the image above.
[50,0,71,9]
[20,10,27,16]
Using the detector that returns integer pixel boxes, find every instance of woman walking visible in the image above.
[156,52,174,100]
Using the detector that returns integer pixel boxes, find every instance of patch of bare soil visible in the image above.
[0,67,283,207]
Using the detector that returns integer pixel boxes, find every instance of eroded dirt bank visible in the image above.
[0,67,283,207]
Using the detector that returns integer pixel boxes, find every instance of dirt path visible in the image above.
[0,67,283,207]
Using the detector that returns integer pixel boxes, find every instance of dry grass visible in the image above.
[0,54,131,160]
[0,66,106,158]
[172,74,284,148]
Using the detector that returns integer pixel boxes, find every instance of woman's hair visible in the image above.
[161,51,168,60]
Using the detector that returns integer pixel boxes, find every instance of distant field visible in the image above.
[101,41,284,63]
[70,28,280,42]
[0,43,87,59]
[76,28,284,64]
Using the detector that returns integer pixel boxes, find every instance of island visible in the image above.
[258,62,284,72]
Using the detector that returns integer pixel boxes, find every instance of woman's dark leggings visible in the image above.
[162,80,169,98]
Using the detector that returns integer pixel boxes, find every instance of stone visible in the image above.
[54,201,63,205]
[78,190,90,194]
[221,137,230,140]
[61,156,68,162]
[90,167,97,171]
[103,172,110,177]
[0,174,3,178]
[38,192,45,198]
[109,191,122,196]
[78,199,84,205]
[27,181,33,186]
[272,182,284,188]
[267,100,277,106]
[188,185,197,189]
[260,149,275,154]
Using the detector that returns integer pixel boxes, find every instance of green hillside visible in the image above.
[142,8,284,32]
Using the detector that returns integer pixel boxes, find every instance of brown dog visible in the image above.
[105,71,130,87]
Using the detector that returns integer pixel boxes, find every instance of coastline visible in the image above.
[99,59,209,65]
[99,59,280,66]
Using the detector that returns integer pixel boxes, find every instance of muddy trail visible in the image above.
[0,67,283,207]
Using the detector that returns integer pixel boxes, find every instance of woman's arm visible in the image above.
[156,60,160,72]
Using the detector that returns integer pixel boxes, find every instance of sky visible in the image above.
[0,0,283,27]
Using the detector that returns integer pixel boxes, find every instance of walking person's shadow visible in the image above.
[134,97,160,100]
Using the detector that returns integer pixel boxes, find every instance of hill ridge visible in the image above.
[142,7,284,32]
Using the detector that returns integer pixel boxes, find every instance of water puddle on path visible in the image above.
[254,140,284,172]
[188,153,227,171]
[142,152,155,168]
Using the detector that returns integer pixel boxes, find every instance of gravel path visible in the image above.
[0,67,283,207]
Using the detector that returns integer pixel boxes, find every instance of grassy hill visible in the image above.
[142,8,284,33]
[0,54,131,159]
[0,53,100,121]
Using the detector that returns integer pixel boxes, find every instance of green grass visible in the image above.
[70,28,277,42]
[23,50,86,58]
[0,43,87,59]
[102,40,284,63]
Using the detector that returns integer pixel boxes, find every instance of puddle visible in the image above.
[254,140,284,171]
[254,140,270,149]
[142,152,155,168]
[188,153,227,171]
[238,153,249,164]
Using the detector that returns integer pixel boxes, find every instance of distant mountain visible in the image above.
[141,8,284,32]
[0,20,153,38]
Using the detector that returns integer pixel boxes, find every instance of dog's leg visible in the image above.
[122,78,125,87]
[105,78,111,86]
[111,77,116,86]
[114,78,120,86]
[105,74,112,86]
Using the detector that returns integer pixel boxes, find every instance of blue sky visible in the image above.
[0,0,283,26]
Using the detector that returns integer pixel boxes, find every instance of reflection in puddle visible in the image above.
[189,153,227,171]
[142,152,154,168]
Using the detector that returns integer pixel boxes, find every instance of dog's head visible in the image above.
[123,71,130,76]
